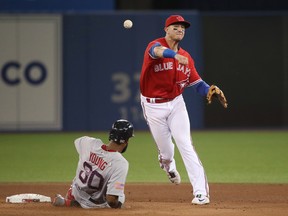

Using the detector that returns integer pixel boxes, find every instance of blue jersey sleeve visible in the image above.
[192,80,210,96]
[148,42,161,58]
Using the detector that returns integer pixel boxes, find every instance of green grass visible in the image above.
[0,130,287,183]
[192,131,288,183]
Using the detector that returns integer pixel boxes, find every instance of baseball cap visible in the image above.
[165,15,190,29]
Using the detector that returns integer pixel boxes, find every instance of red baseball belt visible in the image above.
[146,98,173,103]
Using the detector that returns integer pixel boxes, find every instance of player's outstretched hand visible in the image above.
[175,54,188,65]
[207,85,228,108]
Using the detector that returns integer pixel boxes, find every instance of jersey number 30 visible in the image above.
[79,161,104,190]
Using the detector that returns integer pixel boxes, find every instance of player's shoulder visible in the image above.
[75,135,93,142]
[75,136,103,146]
[111,153,129,167]
[178,47,188,55]
[148,37,165,46]
[178,47,193,60]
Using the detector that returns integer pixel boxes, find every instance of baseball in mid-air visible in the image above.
[123,19,133,29]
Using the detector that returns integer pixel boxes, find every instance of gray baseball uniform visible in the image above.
[70,136,128,208]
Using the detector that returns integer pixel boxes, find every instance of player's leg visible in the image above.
[53,186,80,207]
[168,96,209,197]
[149,120,181,184]
[144,103,176,170]
[141,101,180,183]
[65,186,80,206]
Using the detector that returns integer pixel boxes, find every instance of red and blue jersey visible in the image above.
[140,37,203,99]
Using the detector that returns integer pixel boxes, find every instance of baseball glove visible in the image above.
[207,85,228,108]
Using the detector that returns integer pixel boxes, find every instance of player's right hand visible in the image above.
[175,54,188,65]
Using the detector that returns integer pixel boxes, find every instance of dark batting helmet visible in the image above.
[109,119,134,144]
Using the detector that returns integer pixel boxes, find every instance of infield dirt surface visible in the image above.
[0,183,287,216]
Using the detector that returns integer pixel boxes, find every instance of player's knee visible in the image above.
[160,159,171,165]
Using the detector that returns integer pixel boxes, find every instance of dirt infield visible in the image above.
[0,183,287,216]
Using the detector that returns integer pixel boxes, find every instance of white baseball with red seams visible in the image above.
[123,20,133,29]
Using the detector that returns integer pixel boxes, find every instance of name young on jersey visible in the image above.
[89,152,108,171]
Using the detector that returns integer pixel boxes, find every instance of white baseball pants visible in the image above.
[141,94,209,196]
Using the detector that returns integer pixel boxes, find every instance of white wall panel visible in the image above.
[0,15,62,130]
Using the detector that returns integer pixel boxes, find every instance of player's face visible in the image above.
[166,24,185,42]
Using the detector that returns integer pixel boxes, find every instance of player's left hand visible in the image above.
[207,85,228,108]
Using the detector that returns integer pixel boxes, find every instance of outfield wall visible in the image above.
[0,12,204,131]
[0,11,288,131]
[0,15,62,130]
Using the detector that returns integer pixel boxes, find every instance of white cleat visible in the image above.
[167,170,181,185]
[191,194,210,205]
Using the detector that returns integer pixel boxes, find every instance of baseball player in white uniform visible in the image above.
[52,119,134,209]
[140,15,227,205]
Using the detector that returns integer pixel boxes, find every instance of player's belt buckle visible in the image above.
[146,98,172,103]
